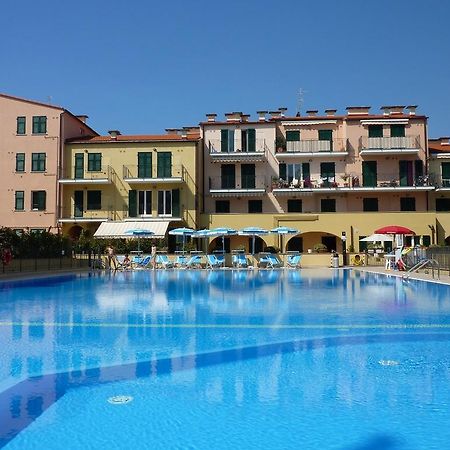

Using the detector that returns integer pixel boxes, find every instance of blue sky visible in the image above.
[1,0,449,137]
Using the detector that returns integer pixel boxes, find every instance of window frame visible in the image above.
[215,200,230,213]
[248,199,263,213]
[157,190,172,216]
[31,153,46,172]
[138,190,152,215]
[87,153,102,172]
[400,197,416,211]
[17,116,26,135]
[287,199,302,213]
[32,116,47,134]
[16,153,25,172]
[320,198,336,213]
[15,191,25,211]
[31,191,46,211]
[362,197,379,212]
[86,190,102,210]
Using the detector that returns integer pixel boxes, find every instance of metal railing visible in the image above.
[60,165,112,181]
[360,135,420,151]
[59,204,114,221]
[282,138,347,153]
[432,176,450,188]
[357,172,430,188]
[123,164,185,179]
[208,139,269,154]
[209,175,267,190]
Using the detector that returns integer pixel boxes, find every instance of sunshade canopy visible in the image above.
[374,225,415,235]
[360,234,394,242]
[94,221,169,239]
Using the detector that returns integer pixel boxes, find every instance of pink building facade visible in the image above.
[0,94,97,232]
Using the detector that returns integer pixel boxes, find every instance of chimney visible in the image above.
[76,115,88,123]
[346,106,371,115]
[306,110,318,117]
[108,130,121,139]
[278,107,288,117]
[269,110,282,119]
[257,110,268,121]
[325,109,337,117]
[165,128,178,135]
[181,127,190,138]
[206,113,217,122]
[241,114,250,122]
[381,105,405,115]
[406,105,417,116]
[225,112,241,122]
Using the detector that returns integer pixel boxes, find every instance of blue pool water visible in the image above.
[0,269,450,449]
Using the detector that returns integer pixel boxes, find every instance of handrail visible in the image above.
[403,258,440,279]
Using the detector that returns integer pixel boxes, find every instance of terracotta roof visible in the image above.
[429,138,450,153]
[67,133,200,144]
[0,92,64,110]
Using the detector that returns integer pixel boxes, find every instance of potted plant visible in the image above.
[275,137,286,152]
[313,243,328,253]
[341,173,350,187]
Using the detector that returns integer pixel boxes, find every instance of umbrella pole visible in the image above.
[222,235,225,268]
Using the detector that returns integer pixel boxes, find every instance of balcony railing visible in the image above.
[279,138,347,154]
[360,136,420,152]
[434,176,450,189]
[59,166,112,183]
[271,173,431,190]
[209,175,267,191]
[208,139,269,155]
[59,205,114,221]
[123,164,184,180]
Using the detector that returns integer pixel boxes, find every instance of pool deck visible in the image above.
[355,266,450,285]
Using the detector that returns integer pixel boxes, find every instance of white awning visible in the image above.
[281,120,337,126]
[94,221,170,238]
[360,119,409,125]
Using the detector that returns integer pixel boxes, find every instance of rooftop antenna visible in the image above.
[296,88,307,116]
[47,95,53,105]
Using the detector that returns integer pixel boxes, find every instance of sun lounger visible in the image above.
[232,253,248,268]
[258,253,283,268]
[206,254,222,269]
[133,255,152,269]
[286,253,302,268]
[175,254,188,267]
[186,254,203,269]
[155,254,174,269]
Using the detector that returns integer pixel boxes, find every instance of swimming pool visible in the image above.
[1,269,450,449]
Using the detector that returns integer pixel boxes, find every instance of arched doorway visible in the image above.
[294,231,342,253]
[68,225,83,241]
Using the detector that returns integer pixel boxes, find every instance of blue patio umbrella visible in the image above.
[238,227,269,255]
[209,227,237,264]
[124,229,155,253]
[271,226,299,252]
[193,229,212,253]
[168,227,195,254]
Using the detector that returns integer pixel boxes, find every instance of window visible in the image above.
[320,162,335,186]
[31,191,46,210]
[88,153,102,171]
[400,197,415,211]
[15,191,24,211]
[287,199,302,212]
[17,117,26,135]
[241,164,255,188]
[138,190,152,215]
[138,152,152,178]
[286,130,300,141]
[220,129,235,152]
[31,153,46,172]
[248,200,262,213]
[279,163,310,183]
[221,164,235,189]
[215,200,230,213]
[157,152,172,178]
[422,235,431,247]
[321,199,336,212]
[442,162,450,187]
[87,191,102,210]
[16,153,25,172]
[318,129,333,141]
[241,129,256,152]
[368,125,383,138]
[363,198,378,212]
[32,116,47,134]
[158,190,172,216]
[362,161,377,187]
[390,124,405,138]
[436,198,450,211]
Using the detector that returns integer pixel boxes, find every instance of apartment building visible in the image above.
[59,128,200,247]
[429,137,450,245]
[0,93,97,232]
[200,106,439,253]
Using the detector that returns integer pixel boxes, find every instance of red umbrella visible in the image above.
[375,225,415,235]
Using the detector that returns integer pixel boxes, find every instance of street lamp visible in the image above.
[341,231,347,266]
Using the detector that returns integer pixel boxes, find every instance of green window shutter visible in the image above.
[74,191,84,217]
[128,190,137,217]
[247,129,256,152]
[318,130,332,141]
[221,130,228,152]
[16,153,25,172]
[74,153,84,179]
[286,131,300,141]
[87,191,101,210]
[302,163,310,180]
[362,161,377,187]
[399,160,413,186]
[279,163,286,180]
[172,189,180,217]
[442,162,450,179]
[414,160,423,178]
[17,117,26,135]
[157,152,172,178]
[138,152,152,178]
[368,125,383,138]
[391,124,405,137]
[320,162,335,179]
[241,164,255,189]
[15,191,24,210]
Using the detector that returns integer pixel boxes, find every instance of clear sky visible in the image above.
[1,0,449,137]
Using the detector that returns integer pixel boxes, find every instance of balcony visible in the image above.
[208,139,269,162]
[276,138,348,157]
[271,173,433,194]
[434,176,450,191]
[123,165,184,184]
[360,136,421,155]
[59,166,113,184]
[209,175,267,196]
[58,206,113,223]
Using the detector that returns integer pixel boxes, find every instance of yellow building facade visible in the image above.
[59,130,200,244]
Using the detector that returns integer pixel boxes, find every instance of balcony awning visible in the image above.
[94,221,170,238]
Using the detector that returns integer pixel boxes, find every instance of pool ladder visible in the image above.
[403,258,440,280]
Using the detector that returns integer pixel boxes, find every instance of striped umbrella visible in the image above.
[238,227,269,255]
[209,227,237,261]
[271,226,299,252]
[168,227,195,254]
[124,229,155,253]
